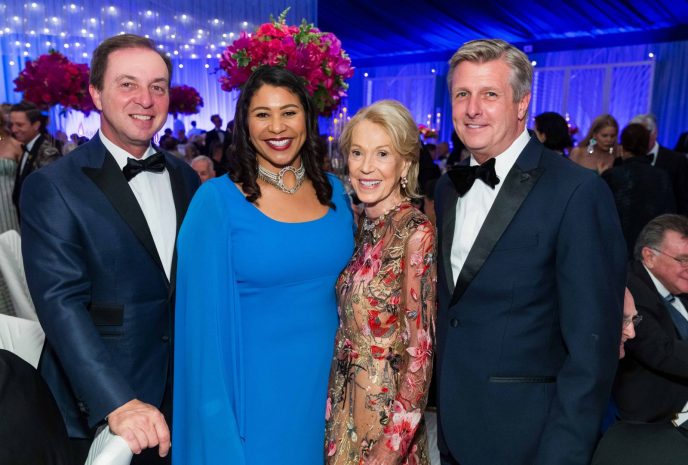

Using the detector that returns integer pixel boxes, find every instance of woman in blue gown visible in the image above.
[173,66,354,465]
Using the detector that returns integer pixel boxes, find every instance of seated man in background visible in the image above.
[592,215,688,465]
[190,155,215,183]
[613,214,688,430]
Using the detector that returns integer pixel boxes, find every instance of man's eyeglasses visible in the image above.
[651,248,688,268]
[623,315,643,328]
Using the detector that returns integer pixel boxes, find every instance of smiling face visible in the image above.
[642,230,688,295]
[89,47,169,158]
[451,59,530,163]
[9,111,40,144]
[248,84,307,171]
[347,119,410,218]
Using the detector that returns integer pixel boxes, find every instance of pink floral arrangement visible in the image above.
[168,85,204,116]
[417,124,438,140]
[13,50,95,115]
[218,8,354,116]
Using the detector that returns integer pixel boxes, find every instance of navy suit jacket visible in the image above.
[20,134,200,438]
[434,138,626,465]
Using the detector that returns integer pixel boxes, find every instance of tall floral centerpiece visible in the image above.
[168,85,204,117]
[218,8,354,116]
[417,124,438,142]
[13,50,95,115]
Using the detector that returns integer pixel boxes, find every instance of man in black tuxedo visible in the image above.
[203,113,226,155]
[21,34,200,464]
[614,214,688,428]
[602,123,676,261]
[10,101,61,213]
[631,113,688,214]
[434,39,626,465]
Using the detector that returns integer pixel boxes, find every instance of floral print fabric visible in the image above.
[325,202,437,465]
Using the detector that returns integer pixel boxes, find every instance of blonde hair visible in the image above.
[339,99,422,198]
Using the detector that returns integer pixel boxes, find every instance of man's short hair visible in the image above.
[10,101,42,124]
[191,155,212,168]
[634,214,688,261]
[630,113,658,135]
[89,34,172,90]
[447,38,532,103]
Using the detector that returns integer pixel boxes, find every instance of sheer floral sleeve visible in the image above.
[381,219,436,456]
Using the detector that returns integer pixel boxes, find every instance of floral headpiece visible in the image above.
[218,8,354,116]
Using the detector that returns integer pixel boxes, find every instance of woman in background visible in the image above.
[570,113,620,173]
[325,100,436,465]
[173,66,354,465]
[0,111,21,233]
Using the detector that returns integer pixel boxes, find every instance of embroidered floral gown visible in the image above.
[325,202,436,465]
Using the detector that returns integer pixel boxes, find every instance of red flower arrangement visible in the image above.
[13,50,94,115]
[168,85,204,116]
[218,8,354,116]
[417,124,438,140]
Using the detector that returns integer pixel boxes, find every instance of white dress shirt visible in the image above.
[647,141,660,166]
[450,129,530,282]
[644,264,688,321]
[100,132,176,280]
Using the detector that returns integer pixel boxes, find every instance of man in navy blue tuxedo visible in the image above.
[21,34,200,464]
[434,39,627,465]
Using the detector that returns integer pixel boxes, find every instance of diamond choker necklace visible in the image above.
[257,163,306,194]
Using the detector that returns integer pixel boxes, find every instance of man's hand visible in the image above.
[107,399,170,457]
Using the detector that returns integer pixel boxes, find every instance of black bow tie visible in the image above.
[21,144,29,154]
[448,158,500,197]
[122,152,166,181]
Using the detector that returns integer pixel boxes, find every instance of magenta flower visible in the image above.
[217,8,354,116]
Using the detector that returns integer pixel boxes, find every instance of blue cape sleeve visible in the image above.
[172,179,245,464]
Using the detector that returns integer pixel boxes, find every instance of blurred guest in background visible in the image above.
[570,113,620,173]
[325,99,435,465]
[631,113,688,214]
[190,155,215,183]
[533,111,572,156]
[0,111,21,233]
[602,123,675,261]
[445,130,470,169]
[10,101,61,216]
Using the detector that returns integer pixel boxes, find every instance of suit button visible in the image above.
[450,318,459,328]
[161,335,169,342]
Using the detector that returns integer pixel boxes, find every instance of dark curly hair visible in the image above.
[227,66,333,207]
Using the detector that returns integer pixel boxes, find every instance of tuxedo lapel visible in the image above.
[450,141,544,307]
[165,157,190,291]
[82,148,166,277]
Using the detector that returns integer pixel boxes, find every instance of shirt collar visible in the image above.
[470,129,530,181]
[25,133,41,152]
[98,131,156,170]
[643,263,673,300]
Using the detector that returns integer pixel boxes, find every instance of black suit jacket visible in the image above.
[203,128,226,155]
[12,133,61,209]
[20,134,200,438]
[613,261,688,423]
[654,145,688,214]
[435,138,626,465]
[601,157,676,260]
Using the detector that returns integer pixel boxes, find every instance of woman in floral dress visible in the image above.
[325,100,436,465]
